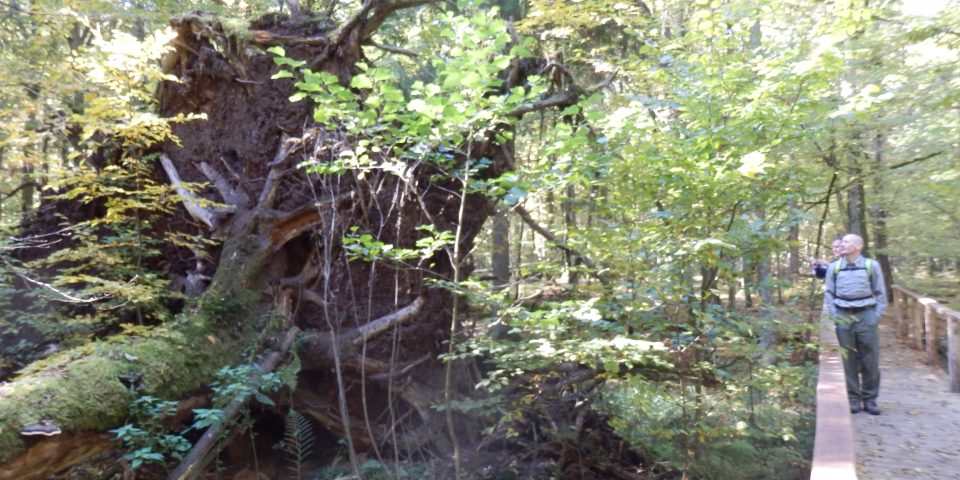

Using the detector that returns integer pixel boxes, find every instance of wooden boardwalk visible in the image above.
[854,323,960,479]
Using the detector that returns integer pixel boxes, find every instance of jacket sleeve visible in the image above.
[823,261,838,316]
[814,264,827,279]
[872,260,888,318]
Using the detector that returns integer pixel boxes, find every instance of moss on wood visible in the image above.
[0,311,252,465]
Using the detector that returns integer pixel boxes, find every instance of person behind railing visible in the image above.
[825,233,888,415]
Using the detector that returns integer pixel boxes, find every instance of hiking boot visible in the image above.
[849,400,861,414]
[20,420,62,436]
[863,400,881,416]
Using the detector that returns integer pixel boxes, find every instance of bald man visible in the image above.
[824,233,887,415]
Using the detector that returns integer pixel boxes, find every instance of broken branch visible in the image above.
[198,161,248,207]
[513,204,605,282]
[349,296,426,346]
[160,154,216,230]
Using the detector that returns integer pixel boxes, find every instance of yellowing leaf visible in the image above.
[737,151,768,177]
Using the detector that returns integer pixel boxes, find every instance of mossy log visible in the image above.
[0,231,272,479]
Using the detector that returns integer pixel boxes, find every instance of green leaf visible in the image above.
[351,74,373,89]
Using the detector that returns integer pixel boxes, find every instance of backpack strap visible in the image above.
[832,258,875,301]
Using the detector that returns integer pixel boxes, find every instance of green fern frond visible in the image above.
[283,407,316,480]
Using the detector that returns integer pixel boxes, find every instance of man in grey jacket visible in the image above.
[824,233,887,415]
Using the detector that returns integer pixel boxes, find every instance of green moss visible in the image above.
[0,235,272,466]
[0,314,248,465]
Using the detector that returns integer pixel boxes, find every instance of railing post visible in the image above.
[924,300,939,367]
[902,294,913,342]
[913,297,924,351]
[948,313,960,393]
[892,288,905,339]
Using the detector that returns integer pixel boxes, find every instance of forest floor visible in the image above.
[853,322,960,479]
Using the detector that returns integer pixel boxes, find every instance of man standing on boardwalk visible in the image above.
[825,233,887,415]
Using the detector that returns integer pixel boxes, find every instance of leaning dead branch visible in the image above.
[250,30,330,46]
[513,204,605,282]
[198,161,248,207]
[160,154,216,229]
[364,40,419,57]
[349,295,426,346]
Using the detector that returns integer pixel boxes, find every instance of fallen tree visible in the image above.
[0,4,585,478]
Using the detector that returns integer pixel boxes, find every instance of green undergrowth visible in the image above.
[596,361,815,479]
[899,272,960,310]
[458,283,818,479]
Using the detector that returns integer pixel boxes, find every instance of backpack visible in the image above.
[832,258,874,301]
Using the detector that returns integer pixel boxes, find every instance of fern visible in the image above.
[283,408,316,480]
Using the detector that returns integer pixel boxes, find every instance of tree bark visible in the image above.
[845,157,869,252]
[870,133,893,300]
[491,203,511,290]
[788,200,800,276]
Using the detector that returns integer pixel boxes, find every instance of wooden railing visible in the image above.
[890,284,960,393]
[809,321,858,480]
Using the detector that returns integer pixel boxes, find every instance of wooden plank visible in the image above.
[854,324,960,479]
[811,321,858,480]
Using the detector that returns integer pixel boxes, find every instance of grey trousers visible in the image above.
[834,309,881,402]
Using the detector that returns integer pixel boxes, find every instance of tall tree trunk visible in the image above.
[563,183,579,285]
[845,158,869,252]
[512,210,524,300]
[787,199,800,275]
[727,276,737,310]
[19,166,34,214]
[870,133,893,299]
[743,258,754,308]
[491,204,510,290]
[776,252,784,304]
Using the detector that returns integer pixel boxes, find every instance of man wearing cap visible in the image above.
[824,233,887,415]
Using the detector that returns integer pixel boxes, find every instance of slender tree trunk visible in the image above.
[776,252,784,304]
[727,277,737,310]
[562,183,578,285]
[19,166,34,214]
[491,204,510,290]
[870,133,893,299]
[757,253,773,305]
[743,258,754,308]
[788,200,800,275]
[845,158,869,251]
[512,211,524,300]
